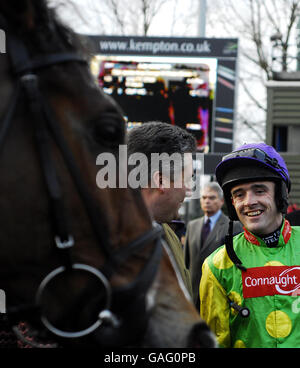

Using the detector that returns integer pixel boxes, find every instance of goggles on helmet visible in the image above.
[222,147,290,189]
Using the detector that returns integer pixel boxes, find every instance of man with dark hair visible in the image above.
[200,142,300,348]
[127,121,196,297]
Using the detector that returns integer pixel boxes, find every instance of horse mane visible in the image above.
[0,0,90,57]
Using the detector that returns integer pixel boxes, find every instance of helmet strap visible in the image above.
[225,220,247,271]
[275,181,289,215]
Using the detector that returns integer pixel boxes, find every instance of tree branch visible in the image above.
[239,76,267,112]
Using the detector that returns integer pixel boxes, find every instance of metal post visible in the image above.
[198,0,206,37]
[297,18,300,71]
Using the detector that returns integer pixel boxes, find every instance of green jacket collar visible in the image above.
[243,219,292,247]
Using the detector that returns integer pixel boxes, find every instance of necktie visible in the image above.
[201,218,211,246]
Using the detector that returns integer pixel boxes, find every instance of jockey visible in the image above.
[200,143,300,348]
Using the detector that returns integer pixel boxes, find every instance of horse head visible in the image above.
[0,0,215,348]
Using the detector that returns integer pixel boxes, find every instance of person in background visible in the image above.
[200,142,300,348]
[184,182,243,308]
[127,121,196,298]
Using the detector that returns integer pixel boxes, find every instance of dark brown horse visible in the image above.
[0,0,215,348]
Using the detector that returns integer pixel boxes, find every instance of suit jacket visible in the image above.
[184,212,243,308]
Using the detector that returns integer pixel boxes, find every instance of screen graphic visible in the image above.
[88,36,238,154]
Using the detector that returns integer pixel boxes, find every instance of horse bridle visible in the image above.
[1,23,164,345]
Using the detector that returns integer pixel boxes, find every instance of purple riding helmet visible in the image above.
[215,142,291,221]
[215,143,291,271]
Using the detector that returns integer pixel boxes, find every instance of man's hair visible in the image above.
[127,121,196,183]
[127,121,196,156]
[202,182,224,199]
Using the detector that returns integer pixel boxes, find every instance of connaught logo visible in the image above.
[275,267,300,294]
[242,266,300,298]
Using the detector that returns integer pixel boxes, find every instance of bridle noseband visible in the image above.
[1,22,163,345]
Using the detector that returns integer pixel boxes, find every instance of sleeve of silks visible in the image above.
[199,259,231,348]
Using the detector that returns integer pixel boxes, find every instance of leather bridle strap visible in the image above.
[0,82,21,154]
[7,32,87,74]
[6,31,115,265]
[38,90,114,260]
[112,234,163,299]
[21,74,74,268]
[14,53,86,75]
[5,27,164,279]
[111,221,163,265]
[100,221,163,280]
[2,27,165,343]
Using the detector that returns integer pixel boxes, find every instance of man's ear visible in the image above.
[152,171,164,193]
[152,171,161,188]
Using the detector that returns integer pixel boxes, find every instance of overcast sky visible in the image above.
[50,0,201,36]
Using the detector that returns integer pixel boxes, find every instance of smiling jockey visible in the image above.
[200,143,300,348]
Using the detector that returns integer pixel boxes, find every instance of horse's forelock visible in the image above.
[0,0,89,58]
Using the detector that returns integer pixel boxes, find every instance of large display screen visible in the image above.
[87,35,238,154]
[91,55,217,152]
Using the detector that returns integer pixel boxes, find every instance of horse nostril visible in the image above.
[187,322,217,348]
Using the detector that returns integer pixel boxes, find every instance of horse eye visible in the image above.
[91,117,124,146]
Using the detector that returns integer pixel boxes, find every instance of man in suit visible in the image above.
[184,182,243,308]
[127,121,196,298]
